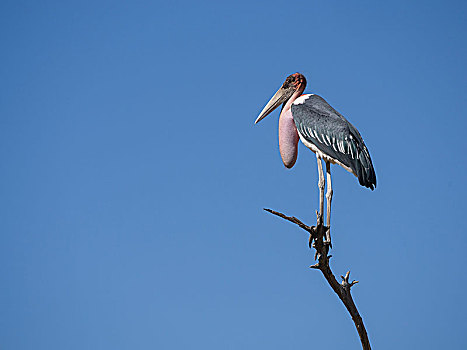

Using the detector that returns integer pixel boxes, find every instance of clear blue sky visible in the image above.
[1,1,466,349]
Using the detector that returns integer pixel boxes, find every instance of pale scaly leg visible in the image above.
[325,161,333,245]
[316,154,325,222]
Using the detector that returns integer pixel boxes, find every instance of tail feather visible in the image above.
[356,147,376,190]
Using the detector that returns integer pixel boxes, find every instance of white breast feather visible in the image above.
[293,94,314,105]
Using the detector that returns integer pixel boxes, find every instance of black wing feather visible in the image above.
[291,95,376,190]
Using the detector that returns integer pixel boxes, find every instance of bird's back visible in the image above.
[291,94,376,190]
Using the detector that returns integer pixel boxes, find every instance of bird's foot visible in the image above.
[324,227,332,249]
[316,211,324,227]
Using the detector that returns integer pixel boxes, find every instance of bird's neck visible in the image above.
[282,86,306,113]
[278,87,305,169]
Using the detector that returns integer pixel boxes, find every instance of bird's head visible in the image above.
[255,73,307,124]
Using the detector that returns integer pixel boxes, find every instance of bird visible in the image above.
[255,73,376,245]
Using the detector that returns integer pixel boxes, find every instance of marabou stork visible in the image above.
[255,73,376,244]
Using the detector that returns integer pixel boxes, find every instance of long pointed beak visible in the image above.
[255,87,290,124]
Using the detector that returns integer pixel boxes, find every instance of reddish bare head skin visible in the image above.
[282,73,307,91]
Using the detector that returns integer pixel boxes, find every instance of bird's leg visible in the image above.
[316,154,325,222]
[325,161,333,246]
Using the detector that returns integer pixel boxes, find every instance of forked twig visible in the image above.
[264,208,371,350]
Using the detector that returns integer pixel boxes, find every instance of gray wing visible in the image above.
[291,95,376,190]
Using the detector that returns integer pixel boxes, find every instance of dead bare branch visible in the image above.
[264,208,371,350]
